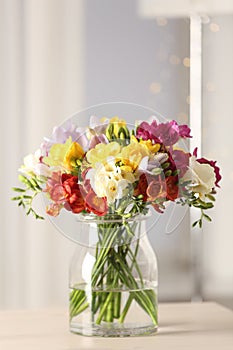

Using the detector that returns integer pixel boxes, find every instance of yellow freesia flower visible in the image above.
[64,141,85,170]
[119,141,150,171]
[86,141,121,167]
[44,137,73,168]
[139,139,160,153]
[44,137,84,170]
[130,135,160,153]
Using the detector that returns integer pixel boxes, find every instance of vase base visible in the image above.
[70,322,158,337]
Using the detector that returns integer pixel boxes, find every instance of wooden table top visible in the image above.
[0,302,232,350]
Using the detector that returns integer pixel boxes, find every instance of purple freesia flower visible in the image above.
[137,119,192,146]
[89,115,109,134]
[41,121,88,154]
[89,134,108,149]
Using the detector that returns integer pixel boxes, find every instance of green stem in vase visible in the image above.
[118,293,134,324]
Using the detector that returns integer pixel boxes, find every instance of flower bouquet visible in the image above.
[12,116,221,336]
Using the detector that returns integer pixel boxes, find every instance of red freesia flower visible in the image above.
[134,174,149,201]
[85,190,108,216]
[166,176,179,201]
[62,174,86,213]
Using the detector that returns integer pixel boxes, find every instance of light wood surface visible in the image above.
[0,302,232,349]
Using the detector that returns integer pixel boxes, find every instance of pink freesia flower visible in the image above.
[169,149,190,177]
[154,120,180,146]
[137,119,192,146]
[136,121,161,143]
[44,171,66,203]
[178,124,192,138]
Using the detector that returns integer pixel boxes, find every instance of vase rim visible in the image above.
[75,211,151,224]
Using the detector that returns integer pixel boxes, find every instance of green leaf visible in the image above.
[165,170,172,177]
[203,213,212,222]
[12,187,26,192]
[192,220,199,228]
[22,195,32,199]
[206,194,216,202]
[161,162,170,170]
[173,169,180,176]
[11,196,22,201]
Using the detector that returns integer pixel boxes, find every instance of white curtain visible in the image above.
[0,0,84,308]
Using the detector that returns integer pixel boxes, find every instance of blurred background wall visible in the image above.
[0,0,232,309]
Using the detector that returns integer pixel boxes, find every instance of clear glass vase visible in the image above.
[69,213,158,337]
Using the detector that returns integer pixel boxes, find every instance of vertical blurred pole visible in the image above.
[190,14,203,301]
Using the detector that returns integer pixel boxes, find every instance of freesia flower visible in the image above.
[43,137,73,168]
[183,156,216,198]
[20,149,51,177]
[62,174,86,213]
[169,149,190,177]
[85,190,108,216]
[44,171,65,204]
[193,148,221,188]
[119,139,150,171]
[86,142,121,167]
[138,153,168,175]
[63,141,85,171]
[197,158,221,188]
[13,116,220,225]
[43,137,85,171]
[89,134,108,149]
[134,174,148,201]
[89,115,109,134]
[137,119,192,146]
[41,121,88,153]
[46,203,63,217]
[166,176,179,201]
[147,176,166,201]
[86,160,130,204]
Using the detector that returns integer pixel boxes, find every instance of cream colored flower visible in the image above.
[86,159,131,204]
[183,156,216,197]
[20,149,51,177]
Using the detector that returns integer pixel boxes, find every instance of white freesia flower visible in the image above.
[20,149,51,177]
[86,159,131,204]
[183,156,216,197]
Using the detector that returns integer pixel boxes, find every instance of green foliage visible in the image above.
[177,186,216,228]
[11,174,44,220]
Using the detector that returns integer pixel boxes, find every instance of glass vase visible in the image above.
[69,213,158,337]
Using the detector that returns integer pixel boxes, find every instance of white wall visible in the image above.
[0,0,84,309]
[202,15,233,301]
